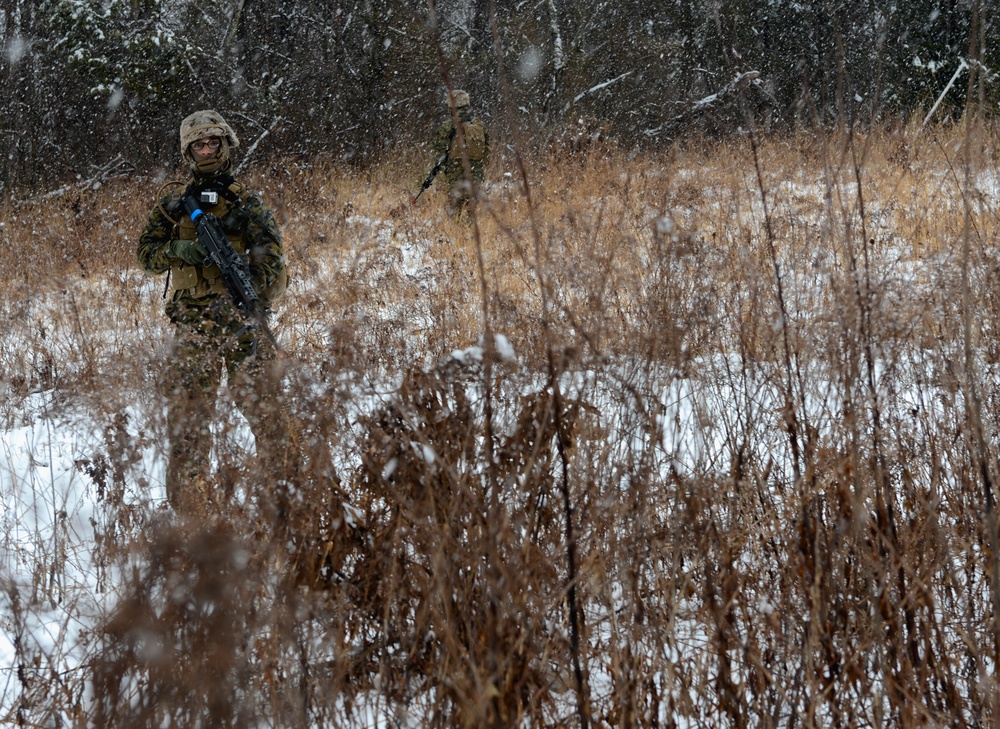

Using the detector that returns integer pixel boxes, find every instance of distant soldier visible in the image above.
[428,89,490,217]
[137,110,291,513]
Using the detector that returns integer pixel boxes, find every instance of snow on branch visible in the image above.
[922,59,966,127]
[572,72,633,105]
[235,118,282,174]
[548,0,564,71]
[693,70,761,109]
[920,57,997,128]
[641,70,771,139]
[26,156,133,204]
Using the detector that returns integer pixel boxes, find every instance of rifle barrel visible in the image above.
[412,152,448,205]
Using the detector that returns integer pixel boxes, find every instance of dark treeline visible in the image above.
[1,0,994,192]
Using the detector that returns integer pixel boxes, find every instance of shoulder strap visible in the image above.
[188,174,242,204]
[225,180,245,203]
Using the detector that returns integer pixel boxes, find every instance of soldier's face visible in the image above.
[190,136,222,161]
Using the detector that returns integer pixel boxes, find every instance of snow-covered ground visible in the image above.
[4,167,1000,724]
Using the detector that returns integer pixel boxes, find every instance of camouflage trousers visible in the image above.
[163,298,294,514]
[441,165,484,218]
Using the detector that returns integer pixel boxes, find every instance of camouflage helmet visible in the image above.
[449,89,471,109]
[179,110,240,170]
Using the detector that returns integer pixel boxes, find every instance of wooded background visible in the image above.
[1,0,995,191]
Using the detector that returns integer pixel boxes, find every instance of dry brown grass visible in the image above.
[5,121,1000,726]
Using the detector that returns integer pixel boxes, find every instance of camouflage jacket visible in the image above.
[138,173,285,315]
[432,115,489,184]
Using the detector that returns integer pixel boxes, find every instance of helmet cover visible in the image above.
[450,90,471,109]
[179,110,240,172]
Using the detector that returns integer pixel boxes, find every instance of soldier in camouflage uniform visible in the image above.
[138,110,291,513]
[429,89,490,217]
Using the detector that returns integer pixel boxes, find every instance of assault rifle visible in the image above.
[182,191,278,348]
[411,152,448,205]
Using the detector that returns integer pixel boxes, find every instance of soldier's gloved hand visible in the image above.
[170,238,207,266]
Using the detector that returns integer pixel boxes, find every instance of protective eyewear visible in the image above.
[191,139,222,152]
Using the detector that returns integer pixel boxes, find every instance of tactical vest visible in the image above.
[451,118,487,162]
[169,181,288,303]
